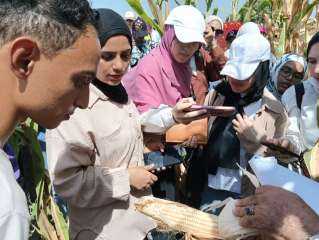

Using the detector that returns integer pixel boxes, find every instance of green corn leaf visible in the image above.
[126,0,163,35]
[206,0,214,13]
[147,0,165,32]
[50,196,69,240]
[21,124,45,187]
[277,21,286,56]
[213,7,218,15]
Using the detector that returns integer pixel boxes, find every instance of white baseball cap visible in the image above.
[124,11,136,21]
[220,33,271,81]
[237,22,260,38]
[165,5,206,45]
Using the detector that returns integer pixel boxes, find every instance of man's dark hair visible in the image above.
[0,0,97,56]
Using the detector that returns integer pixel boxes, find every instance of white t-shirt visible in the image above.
[0,149,30,239]
[282,78,319,153]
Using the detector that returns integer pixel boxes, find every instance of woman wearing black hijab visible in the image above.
[46,9,157,240]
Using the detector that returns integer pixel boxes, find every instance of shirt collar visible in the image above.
[88,84,109,109]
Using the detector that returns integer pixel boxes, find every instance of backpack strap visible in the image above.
[294,82,305,110]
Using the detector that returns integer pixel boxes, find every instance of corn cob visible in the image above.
[135,197,259,240]
[135,196,222,239]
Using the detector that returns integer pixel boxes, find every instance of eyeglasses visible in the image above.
[211,27,224,36]
[279,66,304,82]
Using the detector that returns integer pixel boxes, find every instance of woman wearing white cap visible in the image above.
[237,22,277,70]
[123,4,207,199]
[124,11,136,30]
[236,22,260,37]
[233,32,319,240]
[188,31,288,207]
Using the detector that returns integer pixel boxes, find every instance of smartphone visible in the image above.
[187,105,236,117]
[261,141,311,178]
[261,141,300,158]
[143,151,181,171]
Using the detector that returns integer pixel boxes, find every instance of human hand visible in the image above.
[172,98,207,125]
[233,186,319,240]
[264,138,299,163]
[204,24,215,44]
[232,114,265,143]
[181,135,199,148]
[145,141,165,153]
[128,165,158,190]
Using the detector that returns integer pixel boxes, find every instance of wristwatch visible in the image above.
[309,234,319,240]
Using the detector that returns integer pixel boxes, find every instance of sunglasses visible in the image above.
[211,27,224,36]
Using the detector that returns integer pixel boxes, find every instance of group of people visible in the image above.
[0,1,319,240]
[123,11,160,68]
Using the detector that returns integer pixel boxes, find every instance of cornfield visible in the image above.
[127,0,319,57]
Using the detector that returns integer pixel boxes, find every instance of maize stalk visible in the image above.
[135,197,258,240]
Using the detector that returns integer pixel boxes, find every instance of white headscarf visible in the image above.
[205,15,224,30]
[267,53,307,99]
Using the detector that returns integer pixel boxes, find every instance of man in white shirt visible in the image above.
[0,1,101,239]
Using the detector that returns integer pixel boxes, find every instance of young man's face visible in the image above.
[11,26,101,129]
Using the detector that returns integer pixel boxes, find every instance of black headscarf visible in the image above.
[203,61,270,173]
[307,31,319,59]
[95,8,132,48]
[93,8,132,104]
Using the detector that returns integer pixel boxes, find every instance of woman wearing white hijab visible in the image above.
[267,53,307,100]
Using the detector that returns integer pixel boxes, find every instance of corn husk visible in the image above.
[218,199,258,240]
[135,197,258,240]
[304,141,319,181]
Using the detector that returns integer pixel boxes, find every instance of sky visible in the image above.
[90,0,246,21]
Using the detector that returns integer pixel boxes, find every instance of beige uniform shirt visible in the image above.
[46,85,156,240]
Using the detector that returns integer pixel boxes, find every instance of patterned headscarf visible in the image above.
[267,53,307,99]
